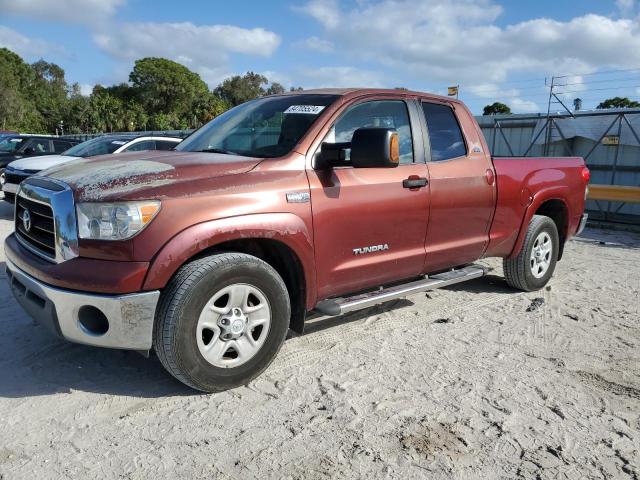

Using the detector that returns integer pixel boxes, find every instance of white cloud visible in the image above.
[616,0,635,15]
[93,22,281,88]
[296,66,384,88]
[79,83,94,96]
[295,0,340,28]
[467,83,520,99]
[510,98,540,114]
[0,0,125,25]
[0,25,62,57]
[299,36,334,53]
[297,0,640,86]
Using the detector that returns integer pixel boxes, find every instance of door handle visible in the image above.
[485,169,495,186]
[403,177,428,189]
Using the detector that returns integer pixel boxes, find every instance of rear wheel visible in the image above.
[503,215,559,291]
[154,252,290,392]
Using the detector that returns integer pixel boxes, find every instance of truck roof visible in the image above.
[284,88,460,105]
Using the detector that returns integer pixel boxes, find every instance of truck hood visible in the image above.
[41,150,262,202]
[9,154,76,172]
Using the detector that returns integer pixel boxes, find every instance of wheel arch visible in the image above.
[509,189,570,260]
[143,213,316,333]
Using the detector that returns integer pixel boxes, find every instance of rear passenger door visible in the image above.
[308,98,430,299]
[420,101,495,272]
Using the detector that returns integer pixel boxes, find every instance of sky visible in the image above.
[1,0,640,114]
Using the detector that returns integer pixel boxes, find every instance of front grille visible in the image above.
[15,196,56,259]
[5,171,30,185]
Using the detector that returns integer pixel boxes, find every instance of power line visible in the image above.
[555,85,640,95]
[555,67,640,79]
[556,76,640,87]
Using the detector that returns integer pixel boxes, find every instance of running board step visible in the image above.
[315,264,486,316]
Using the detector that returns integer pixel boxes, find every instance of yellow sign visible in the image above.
[447,86,459,96]
[602,135,620,145]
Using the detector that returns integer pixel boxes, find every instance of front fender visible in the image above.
[142,213,317,308]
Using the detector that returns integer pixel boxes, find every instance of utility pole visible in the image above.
[544,76,555,156]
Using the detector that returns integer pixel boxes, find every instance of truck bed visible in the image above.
[486,156,587,258]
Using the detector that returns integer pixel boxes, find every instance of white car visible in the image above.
[1,134,182,202]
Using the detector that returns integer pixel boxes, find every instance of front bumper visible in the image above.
[576,213,588,236]
[6,258,160,351]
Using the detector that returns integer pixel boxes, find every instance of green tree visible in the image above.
[31,59,69,132]
[130,57,209,118]
[265,82,285,96]
[596,97,640,109]
[88,89,124,132]
[192,92,228,127]
[0,48,44,131]
[483,102,511,115]
[214,72,269,106]
[64,86,91,133]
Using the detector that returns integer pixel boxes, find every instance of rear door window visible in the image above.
[421,103,467,161]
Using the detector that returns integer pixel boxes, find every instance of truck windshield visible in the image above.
[176,94,340,158]
[63,136,131,157]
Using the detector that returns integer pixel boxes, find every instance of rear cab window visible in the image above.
[421,102,467,161]
[322,100,415,164]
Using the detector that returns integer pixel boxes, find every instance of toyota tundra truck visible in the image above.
[5,89,590,392]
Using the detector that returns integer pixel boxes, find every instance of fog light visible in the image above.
[78,306,109,336]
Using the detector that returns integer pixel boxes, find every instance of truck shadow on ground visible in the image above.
[0,259,195,398]
[300,274,516,337]
[0,271,516,399]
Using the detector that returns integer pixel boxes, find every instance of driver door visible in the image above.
[308,98,430,299]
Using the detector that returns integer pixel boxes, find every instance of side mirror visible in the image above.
[317,141,350,169]
[316,127,400,169]
[350,127,400,168]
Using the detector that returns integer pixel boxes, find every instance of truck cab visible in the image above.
[5,89,589,392]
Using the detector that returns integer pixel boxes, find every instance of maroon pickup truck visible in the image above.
[5,89,589,392]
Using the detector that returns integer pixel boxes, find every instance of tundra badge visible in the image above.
[286,192,310,203]
[353,244,389,255]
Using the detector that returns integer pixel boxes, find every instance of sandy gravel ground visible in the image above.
[0,198,638,479]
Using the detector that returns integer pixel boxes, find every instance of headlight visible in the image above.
[76,201,160,240]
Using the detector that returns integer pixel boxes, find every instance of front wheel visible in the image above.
[503,215,559,291]
[154,252,291,392]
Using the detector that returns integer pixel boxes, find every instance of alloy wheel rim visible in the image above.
[530,232,552,278]
[196,283,271,368]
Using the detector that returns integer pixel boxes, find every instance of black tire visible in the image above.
[503,215,559,292]
[154,252,291,392]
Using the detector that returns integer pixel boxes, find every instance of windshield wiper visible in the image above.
[197,148,237,155]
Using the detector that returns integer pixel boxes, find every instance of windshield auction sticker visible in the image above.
[284,105,326,114]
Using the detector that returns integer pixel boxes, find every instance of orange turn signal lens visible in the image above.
[389,133,400,164]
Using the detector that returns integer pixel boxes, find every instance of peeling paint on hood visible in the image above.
[40,150,262,202]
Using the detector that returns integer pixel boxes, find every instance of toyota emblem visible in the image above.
[22,209,32,232]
